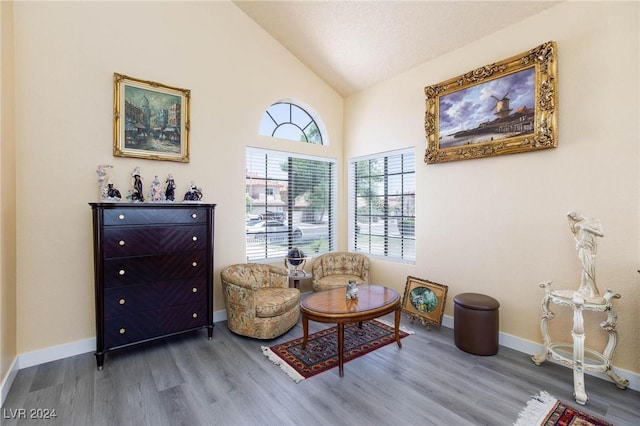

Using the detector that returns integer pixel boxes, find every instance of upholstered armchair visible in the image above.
[221,264,300,339]
[311,252,370,292]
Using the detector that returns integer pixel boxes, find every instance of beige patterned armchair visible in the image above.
[311,252,370,292]
[221,264,300,339]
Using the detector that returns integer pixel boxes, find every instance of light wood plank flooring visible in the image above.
[3,315,639,426]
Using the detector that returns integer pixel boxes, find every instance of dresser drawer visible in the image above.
[103,251,207,288]
[103,208,208,226]
[104,277,206,318]
[103,225,207,258]
[104,302,207,348]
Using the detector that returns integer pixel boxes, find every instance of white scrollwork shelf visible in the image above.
[531,281,629,405]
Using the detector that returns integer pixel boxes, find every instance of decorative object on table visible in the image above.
[566,211,603,299]
[183,181,203,202]
[284,247,307,275]
[261,319,412,383]
[165,173,176,201]
[96,164,114,200]
[531,212,628,405]
[401,276,448,329]
[515,391,613,426]
[127,166,144,202]
[147,175,166,202]
[424,41,558,164]
[346,280,359,299]
[113,73,190,163]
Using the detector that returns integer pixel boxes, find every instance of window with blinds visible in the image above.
[349,149,415,262]
[246,148,335,261]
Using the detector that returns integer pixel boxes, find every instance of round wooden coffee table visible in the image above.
[300,285,402,377]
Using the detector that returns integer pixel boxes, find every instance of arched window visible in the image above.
[259,101,324,144]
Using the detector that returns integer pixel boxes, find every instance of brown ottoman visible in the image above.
[454,293,500,356]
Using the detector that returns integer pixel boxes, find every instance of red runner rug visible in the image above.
[261,319,411,382]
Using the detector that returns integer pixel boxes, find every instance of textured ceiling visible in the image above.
[233,1,559,96]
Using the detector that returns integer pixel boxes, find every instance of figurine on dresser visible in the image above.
[128,167,144,202]
[148,175,166,202]
[165,173,177,201]
[96,164,114,200]
[184,181,203,202]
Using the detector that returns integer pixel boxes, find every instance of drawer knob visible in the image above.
[119,298,126,305]
[192,236,198,242]
[192,287,198,293]
[119,328,126,334]
[191,213,197,219]
[192,313,198,319]
[119,269,126,276]
[118,214,125,220]
[192,262,198,267]
[118,240,126,246]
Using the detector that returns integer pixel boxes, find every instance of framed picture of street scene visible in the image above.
[402,276,448,328]
[424,41,557,164]
[113,73,190,162]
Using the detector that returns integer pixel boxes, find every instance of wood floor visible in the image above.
[3,314,639,426]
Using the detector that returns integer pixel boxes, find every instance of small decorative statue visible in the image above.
[128,167,144,202]
[346,280,359,300]
[567,211,604,299]
[148,175,165,202]
[105,180,121,201]
[165,173,176,202]
[96,164,114,200]
[183,181,203,202]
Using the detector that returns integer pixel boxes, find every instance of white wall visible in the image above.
[345,1,639,373]
[12,1,343,354]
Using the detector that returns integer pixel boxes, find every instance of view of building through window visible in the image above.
[246,148,335,261]
[350,149,416,262]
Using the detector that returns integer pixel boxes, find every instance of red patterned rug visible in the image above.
[261,319,411,382]
[515,391,613,426]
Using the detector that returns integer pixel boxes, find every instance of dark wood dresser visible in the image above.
[89,202,216,369]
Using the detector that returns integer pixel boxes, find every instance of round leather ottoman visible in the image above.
[454,293,500,356]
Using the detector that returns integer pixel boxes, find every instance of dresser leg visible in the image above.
[207,326,214,340]
[95,352,104,371]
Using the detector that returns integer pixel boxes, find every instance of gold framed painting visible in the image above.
[402,276,448,328]
[113,73,190,163]
[424,41,557,164]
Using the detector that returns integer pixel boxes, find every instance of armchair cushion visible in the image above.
[255,288,300,318]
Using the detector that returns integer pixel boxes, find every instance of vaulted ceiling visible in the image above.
[233,1,559,96]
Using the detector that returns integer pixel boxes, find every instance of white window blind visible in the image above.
[246,148,335,261]
[349,149,415,262]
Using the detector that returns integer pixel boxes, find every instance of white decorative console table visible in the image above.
[531,281,629,405]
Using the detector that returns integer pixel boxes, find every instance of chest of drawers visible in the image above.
[90,203,216,369]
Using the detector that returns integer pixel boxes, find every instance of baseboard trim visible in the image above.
[4,310,638,399]
[0,356,19,407]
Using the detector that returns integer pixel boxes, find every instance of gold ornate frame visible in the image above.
[402,276,448,328]
[424,41,557,164]
[113,73,190,162]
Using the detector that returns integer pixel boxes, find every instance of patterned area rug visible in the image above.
[261,319,411,382]
[514,391,613,426]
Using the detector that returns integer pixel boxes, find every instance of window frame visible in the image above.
[348,148,416,264]
[246,147,336,262]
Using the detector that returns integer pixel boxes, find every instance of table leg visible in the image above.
[301,314,309,350]
[338,323,345,377]
[394,306,402,348]
[572,296,588,405]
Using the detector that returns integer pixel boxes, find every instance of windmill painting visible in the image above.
[424,41,558,164]
[438,67,535,149]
